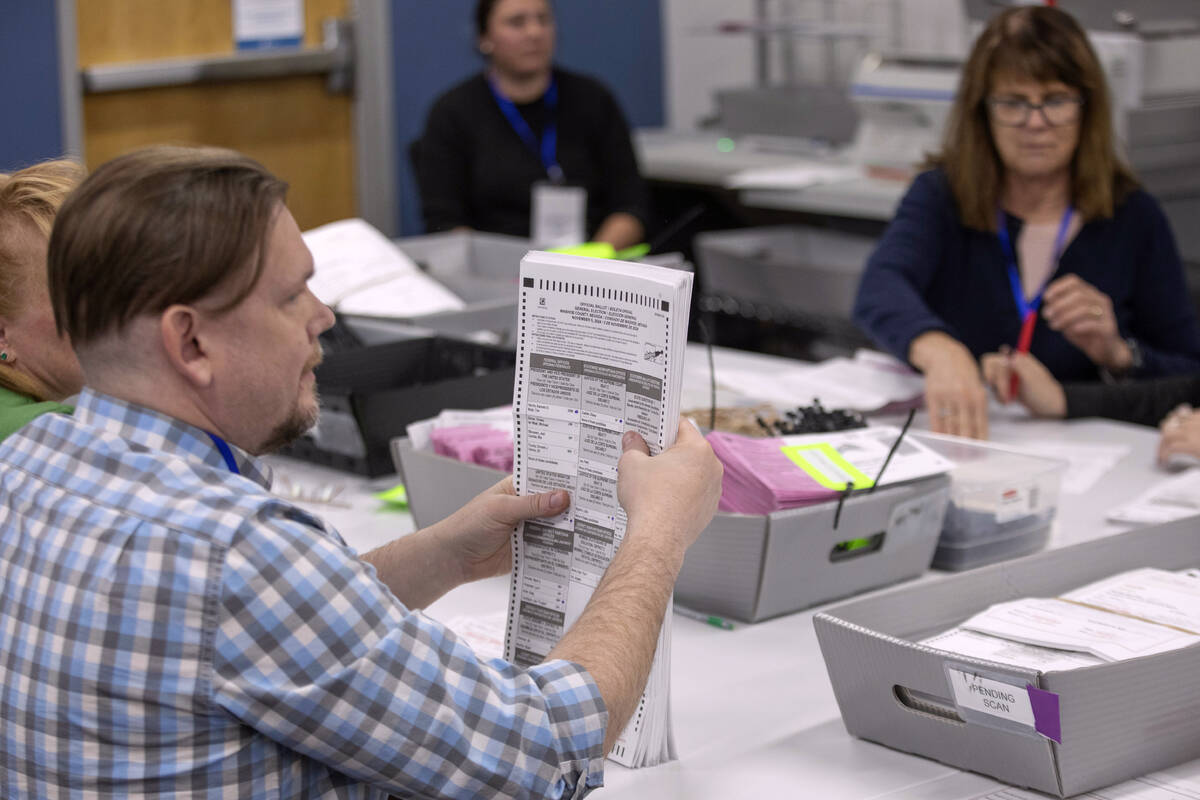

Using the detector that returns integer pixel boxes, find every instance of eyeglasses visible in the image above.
[986,95,1084,127]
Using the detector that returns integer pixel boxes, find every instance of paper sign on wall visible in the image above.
[233,0,305,50]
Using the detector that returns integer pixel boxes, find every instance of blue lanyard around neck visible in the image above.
[997,206,1075,319]
[487,73,563,183]
[205,432,241,476]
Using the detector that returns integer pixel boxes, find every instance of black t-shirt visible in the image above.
[415,67,650,239]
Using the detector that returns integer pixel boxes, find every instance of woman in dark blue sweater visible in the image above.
[853,6,1200,439]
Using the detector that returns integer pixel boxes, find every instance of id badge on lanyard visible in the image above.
[531,182,586,248]
[488,74,587,248]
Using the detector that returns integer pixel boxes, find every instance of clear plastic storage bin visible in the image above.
[910,432,1068,570]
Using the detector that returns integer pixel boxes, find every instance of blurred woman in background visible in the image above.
[415,0,649,249]
[853,5,1200,439]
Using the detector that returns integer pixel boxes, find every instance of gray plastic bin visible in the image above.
[391,436,950,622]
[694,225,877,334]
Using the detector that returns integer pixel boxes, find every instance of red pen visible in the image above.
[1009,309,1038,398]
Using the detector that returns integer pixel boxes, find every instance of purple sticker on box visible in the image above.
[1026,685,1061,744]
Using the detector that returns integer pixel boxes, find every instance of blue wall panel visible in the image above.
[391,0,663,235]
[0,1,64,172]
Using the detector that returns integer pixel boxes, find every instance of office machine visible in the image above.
[844,53,959,172]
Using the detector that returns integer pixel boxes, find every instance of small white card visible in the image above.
[947,668,1035,729]
[531,182,586,248]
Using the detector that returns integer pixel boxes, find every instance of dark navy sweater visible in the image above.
[853,169,1200,381]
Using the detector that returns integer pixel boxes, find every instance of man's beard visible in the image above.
[257,345,324,454]
[257,388,321,454]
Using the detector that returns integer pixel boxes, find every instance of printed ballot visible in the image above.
[505,251,692,768]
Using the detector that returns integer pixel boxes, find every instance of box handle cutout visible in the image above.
[829,532,884,562]
[894,685,964,724]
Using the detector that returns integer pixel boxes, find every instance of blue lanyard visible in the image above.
[487,73,563,183]
[205,432,240,476]
[997,206,1075,319]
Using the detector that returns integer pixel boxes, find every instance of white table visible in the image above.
[266,344,1176,799]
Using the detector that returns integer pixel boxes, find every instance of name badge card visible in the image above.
[532,183,586,249]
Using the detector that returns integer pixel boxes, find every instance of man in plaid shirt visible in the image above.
[0,146,722,798]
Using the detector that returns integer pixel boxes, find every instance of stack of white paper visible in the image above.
[926,567,1200,667]
[505,251,693,768]
[723,160,862,190]
[302,218,464,317]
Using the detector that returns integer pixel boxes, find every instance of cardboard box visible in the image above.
[392,437,951,622]
[813,518,1200,797]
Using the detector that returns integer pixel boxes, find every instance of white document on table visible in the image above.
[997,440,1129,495]
[1107,469,1200,525]
[506,251,692,768]
[715,356,923,413]
[960,597,1200,662]
[302,218,464,316]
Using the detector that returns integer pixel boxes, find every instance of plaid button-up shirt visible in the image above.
[0,389,606,799]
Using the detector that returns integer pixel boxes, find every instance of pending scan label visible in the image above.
[947,668,1035,729]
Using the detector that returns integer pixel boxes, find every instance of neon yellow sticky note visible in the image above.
[780,443,875,490]
[549,242,616,259]
[374,484,408,508]
[614,243,651,260]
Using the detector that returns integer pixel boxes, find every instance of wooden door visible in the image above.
[77,0,354,230]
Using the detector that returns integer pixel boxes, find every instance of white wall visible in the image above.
[662,0,970,130]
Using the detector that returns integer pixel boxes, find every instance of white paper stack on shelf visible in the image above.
[715,349,924,412]
[302,218,464,317]
[723,160,863,190]
[1106,468,1200,525]
[709,425,953,514]
[506,251,692,768]
[924,567,1200,668]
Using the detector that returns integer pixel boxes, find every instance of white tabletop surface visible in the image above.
[263,343,1183,799]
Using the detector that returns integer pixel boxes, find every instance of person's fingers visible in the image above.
[1042,273,1085,303]
[621,429,650,456]
[489,487,570,523]
[965,386,988,440]
[980,354,1011,403]
[1046,307,1109,334]
[673,414,705,448]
